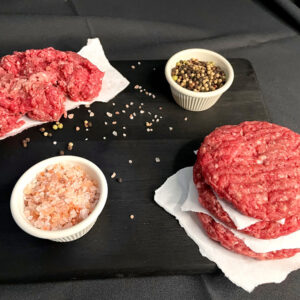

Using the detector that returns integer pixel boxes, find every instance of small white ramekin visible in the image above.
[165,48,234,111]
[10,156,108,242]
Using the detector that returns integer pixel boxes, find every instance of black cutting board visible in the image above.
[0,59,270,283]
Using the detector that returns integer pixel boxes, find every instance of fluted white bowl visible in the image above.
[165,48,234,111]
[10,156,108,242]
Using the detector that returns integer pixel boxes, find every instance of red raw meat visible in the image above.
[193,160,300,239]
[198,212,300,260]
[0,47,104,136]
[0,107,24,136]
[199,121,300,221]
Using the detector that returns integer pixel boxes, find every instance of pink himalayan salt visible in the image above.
[23,163,99,231]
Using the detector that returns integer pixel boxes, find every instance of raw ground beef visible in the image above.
[0,107,24,136]
[193,161,300,239]
[199,121,300,221]
[0,47,104,136]
[197,212,300,260]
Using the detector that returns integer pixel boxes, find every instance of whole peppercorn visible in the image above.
[171,59,226,92]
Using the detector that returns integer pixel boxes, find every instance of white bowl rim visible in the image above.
[165,48,234,98]
[10,155,108,240]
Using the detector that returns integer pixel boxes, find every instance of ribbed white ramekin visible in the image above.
[165,49,234,111]
[10,156,108,242]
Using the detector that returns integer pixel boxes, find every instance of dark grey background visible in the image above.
[0,0,299,299]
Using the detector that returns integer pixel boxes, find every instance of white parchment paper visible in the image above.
[154,167,300,292]
[0,38,129,140]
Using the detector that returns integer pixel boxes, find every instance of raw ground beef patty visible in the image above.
[199,121,300,221]
[197,212,300,260]
[0,47,104,136]
[193,161,300,239]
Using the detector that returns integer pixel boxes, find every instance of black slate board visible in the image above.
[0,59,270,283]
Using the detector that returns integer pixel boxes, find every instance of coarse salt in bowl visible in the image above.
[10,156,108,242]
[165,48,234,111]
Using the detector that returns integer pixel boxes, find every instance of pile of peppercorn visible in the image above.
[171,59,226,92]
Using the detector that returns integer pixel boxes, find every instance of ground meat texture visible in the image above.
[0,47,104,136]
[0,107,24,136]
[27,84,66,122]
[193,160,300,239]
[198,212,300,260]
[199,121,300,221]
[61,52,103,101]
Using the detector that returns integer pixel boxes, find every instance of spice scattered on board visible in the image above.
[22,137,30,148]
[171,59,226,92]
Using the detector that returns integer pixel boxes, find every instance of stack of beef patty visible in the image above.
[193,121,300,259]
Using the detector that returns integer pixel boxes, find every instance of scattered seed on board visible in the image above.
[117,178,123,183]
[111,172,116,178]
[112,121,117,125]
[134,85,139,89]
[123,133,127,137]
[122,110,126,113]
[159,107,163,110]
[140,110,145,114]
[169,127,173,131]
[85,104,90,108]
[184,117,188,121]
[103,136,106,140]
[104,122,108,125]
[22,139,28,148]
[112,102,116,106]
[125,104,129,108]
[112,131,118,136]
[123,126,126,130]
[53,124,58,130]
[68,113,74,119]
[76,126,80,131]
[129,160,133,164]
[40,127,45,133]
[85,138,88,141]
[137,61,141,65]
[131,65,136,69]
[86,128,89,132]
[155,157,160,163]
[130,214,135,219]
[53,141,57,145]
[67,142,74,151]
[115,111,120,115]
[89,112,95,117]
[129,114,134,120]
[59,150,65,155]
[130,102,134,106]
[106,112,113,118]
[43,132,48,137]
